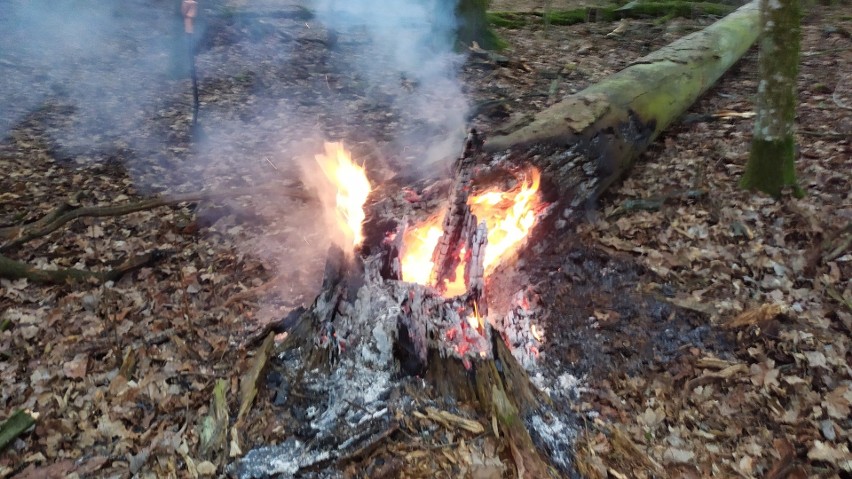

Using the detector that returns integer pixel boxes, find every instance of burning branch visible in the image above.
[430,132,480,295]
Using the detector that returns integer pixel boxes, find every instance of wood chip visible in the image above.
[725,303,783,329]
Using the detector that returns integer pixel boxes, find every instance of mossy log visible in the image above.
[488,1,735,28]
[487,1,760,199]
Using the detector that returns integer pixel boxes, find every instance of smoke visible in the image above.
[0,0,473,315]
[0,0,177,158]
[311,0,470,173]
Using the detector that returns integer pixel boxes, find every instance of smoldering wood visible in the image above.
[430,129,484,293]
[240,5,767,475]
[245,136,558,477]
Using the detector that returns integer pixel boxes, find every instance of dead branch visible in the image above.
[799,129,851,139]
[607,189,706,217]
[0,185,312,251]
[223,275,284,307]
[0,250,166,285]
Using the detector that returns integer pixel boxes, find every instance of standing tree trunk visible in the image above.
[741,0,802,196]
[455,0,505,49]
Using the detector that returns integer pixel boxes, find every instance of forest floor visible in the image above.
[0,0,850,478]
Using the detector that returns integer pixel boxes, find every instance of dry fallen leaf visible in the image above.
[62,353,89,379]
[807,441,852,471]
[662,447,694,464]
[725,303,782,329]
[822,385,851,420]
[196,460,217,476]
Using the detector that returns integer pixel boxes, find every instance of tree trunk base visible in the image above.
[741,136,803,197]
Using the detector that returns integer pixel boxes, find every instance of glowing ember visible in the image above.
[399,168,543,295]
[315,142,372,247]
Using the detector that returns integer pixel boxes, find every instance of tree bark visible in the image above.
[486,1,761,200]
[741,0,802,197]
[455,0,504,49]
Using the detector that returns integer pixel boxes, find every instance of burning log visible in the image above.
[235,138,562,478]
[237,5,766,474]
[430,129,485,296]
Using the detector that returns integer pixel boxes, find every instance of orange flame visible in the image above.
[315,142,372,248]
[466,300,484,331]
[399,219,442,285]
[469,169,541,274]
[399,168,542,294]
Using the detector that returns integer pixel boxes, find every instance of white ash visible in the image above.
[229,438,333,479]
[531,370,587,401]
[558,372,585,397]
[235,352,394,478]
[494,287,546,369]
[305,358,392,434]
[527,410,578,472]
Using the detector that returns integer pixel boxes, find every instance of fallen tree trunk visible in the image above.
[488,2,737,29]
[486,0,760,201]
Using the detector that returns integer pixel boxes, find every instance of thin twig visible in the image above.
[833,89,852,111]
[799,130,851,139]
[0,184,311,251]
[264,157,280,171]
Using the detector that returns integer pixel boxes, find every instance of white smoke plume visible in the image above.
[311,0,470,172]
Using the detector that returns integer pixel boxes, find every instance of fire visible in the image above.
[399,219,442,285]
[314,142,372,247]
[399,219,469,295]
[467,301,485,332]
[469,168,541,274]
[399,168,542,295]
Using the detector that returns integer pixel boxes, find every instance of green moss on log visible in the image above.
[488,1,734,29]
